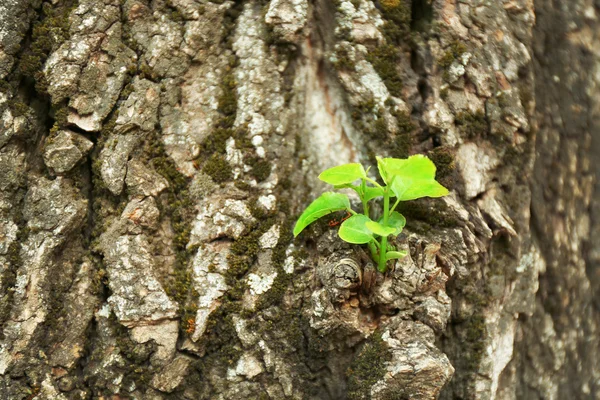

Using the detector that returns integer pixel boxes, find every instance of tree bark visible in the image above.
[0,0,597,399]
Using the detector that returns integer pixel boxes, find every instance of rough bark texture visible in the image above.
[0,0,597,399]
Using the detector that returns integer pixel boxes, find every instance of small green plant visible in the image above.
[293,155,449,273]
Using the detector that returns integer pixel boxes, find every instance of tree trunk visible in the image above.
[0,0,597,399]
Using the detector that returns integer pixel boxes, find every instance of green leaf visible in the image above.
[384,211,406,235]
[376,156,390,184]
[363,186,384,202]
[319,163,366,185]
[293,192,351,237]
[338,214,374,244]
[390,179,448,201]
[365,220,396,236]
[386,250,407,261]
[377,155,449,201]
[333,183,357,190]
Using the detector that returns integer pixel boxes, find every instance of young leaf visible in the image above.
[319,163,366,185]
[386,250,407,260]
[378,155,449,201]
[293,192,351,236]
[376,156,390,184]
[390,179,448,201]
[338,214,374,244]
[365,220,396,236]
[363,186,385,202]
[333,183,358,190]
[385,211,406,235]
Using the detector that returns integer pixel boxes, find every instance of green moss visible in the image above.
[346,333,393,399]
[255,218,294,310]
[53,104,69,128]
[17,1,79,93]
[438,41,468,82]
[455,110,488,139]
[356,99,414,160]
[139,62,158,81]
[393,109,413,135]
[8,101,30,117]
[333,47,356,71]
[367,45,403,97]
[202,154,233,183]
[144,132,198,335]
[0,228,27,339]
[428,145,456,188]
[234,180,254,192]
[358,0,411,99]
[246,309,329,396]
[463,314,486,370]
[437,41,468,70]
[379,0,411,45]
[198,301,243,368]
[372,115,389,141]
[351,98,376,125]
[217,72,237,128]
[440,87,449,100]
[201,127,232,154]
[120,82,134,99]
[351,99,378,143]
[0,79,11,92]
[389,109,414,158]
[250,159,271,182]
[110,313,158,387]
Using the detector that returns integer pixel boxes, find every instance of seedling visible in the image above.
[293,155,449,273]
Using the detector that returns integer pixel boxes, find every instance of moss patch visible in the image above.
[255,216,294,310]
[389,107,414,158]
[333,46,357,71]
[367,45,403,97]
[245,156,271,183]
[202,154,233,183]
[455,110,488,139]
[216,71,237,128]
[110,312,158,389]
[346,333,393,399]
[362,0,412,98]
[438,41,468,81]
[437,41,467,70]
[0,218,28,339]
[379,0,412,44]
[142,131,197,334]
[352,98,415,162]
[17,0,79,94]
[193,5,270,187]
[428,145,456,188]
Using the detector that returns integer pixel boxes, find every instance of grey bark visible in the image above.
[0,0,597,399]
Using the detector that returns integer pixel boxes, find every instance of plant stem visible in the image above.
[360,178,369,217]
[389,197,401,216]
[378,187,390,272]
[365,177,383,189]
[368,241,378,260]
